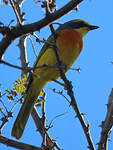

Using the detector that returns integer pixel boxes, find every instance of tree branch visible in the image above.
[0,135,41,150]
[0,0,83,60]
[18,35,28,75]
[31,107,61,150]
[9,0,22,25]
[98,88,113,150]
[0,59,30,71]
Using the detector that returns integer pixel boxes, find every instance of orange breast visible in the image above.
[57,29,83,53]
[57,29,83,69]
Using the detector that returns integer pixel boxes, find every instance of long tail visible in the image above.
[11,89,40,139]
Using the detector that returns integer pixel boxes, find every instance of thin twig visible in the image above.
[0,60,31,71]
[52,79,64,87]
[10,98,22,112]
[0,107,5,117]
[28,35,38,57]
[48,112,68,129]
[31,32,55,46]
[0,99,8,113]
[0,116,9,131]
[9,0,22,25]
[51,88,70,103]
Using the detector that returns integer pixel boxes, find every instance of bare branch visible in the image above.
[52,88,70,103]
[28,35,38,57]
[0,94,13,132]
[98,88,113,150]
[0,98,9,113]
[31,107,61,150]
[41,92,47,148]
[9,0,22,25]
[0,135,41,150]
[52,79,64,87]
[18,35,28,75]
[0,60,31,71]
[48,112,68,129]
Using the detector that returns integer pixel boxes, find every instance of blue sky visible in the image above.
[0,0,113,150]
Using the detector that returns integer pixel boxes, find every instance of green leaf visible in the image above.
[13,74,28,95]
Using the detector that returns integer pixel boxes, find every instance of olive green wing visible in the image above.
[26,30,60,91]
[34,29,61,68]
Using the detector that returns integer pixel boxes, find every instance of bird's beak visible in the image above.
[89,25,99,30]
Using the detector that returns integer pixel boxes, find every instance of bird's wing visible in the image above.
[26,30,60,91]
[34,30,60,68]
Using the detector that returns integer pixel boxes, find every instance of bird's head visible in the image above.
[58,19,99,37]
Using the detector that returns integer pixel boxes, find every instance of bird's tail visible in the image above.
[11,88,40,139]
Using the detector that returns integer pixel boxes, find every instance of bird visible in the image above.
[12,19,99,139]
